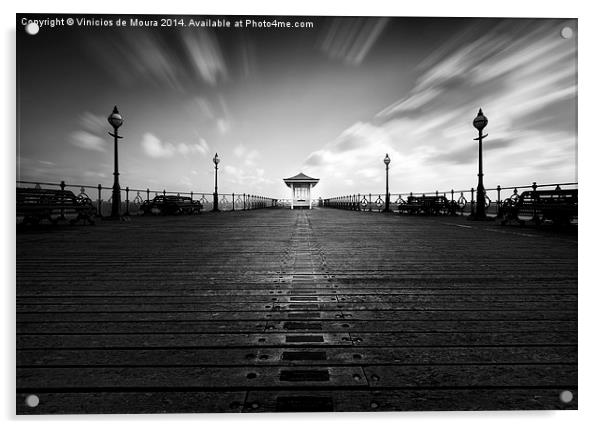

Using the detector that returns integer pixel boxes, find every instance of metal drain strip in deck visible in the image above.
[265,211,355,411]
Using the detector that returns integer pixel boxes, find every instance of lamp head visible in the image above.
[107,106,123,129]
[473,108,488,131]
[213,153,220,166]
[383,153,391,166]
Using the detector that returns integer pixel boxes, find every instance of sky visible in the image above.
[16,15,577,199]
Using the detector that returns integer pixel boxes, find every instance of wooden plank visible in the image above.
[17,366,368,389]
[361,364,577,388]
[17,346,577,367]
[15,293,577,303]
[244,388,577,412]
[17,391,247,414]
[16,388,578,414]
[17,331,575,349]
[16,320,577,334]
[16,301,578,312]
[16,309,577,323]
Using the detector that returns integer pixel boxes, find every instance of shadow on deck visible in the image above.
[16,208,578,413]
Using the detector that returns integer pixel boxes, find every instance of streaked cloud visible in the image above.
[141,133,210,158]
[70,131,106,152]
[191,95,232,134]
[307,19,577,195]
[223,164,274,188]
[86,29,228,90]
[233,144,259,166]
[181,30,228,86]
[69,112,108,152]
[86,31,186,90]
[320,18,389,66]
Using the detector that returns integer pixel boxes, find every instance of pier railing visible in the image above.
[323,181,578,216]
[16,180,278,217]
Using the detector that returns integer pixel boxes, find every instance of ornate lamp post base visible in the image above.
[212,192,220,212]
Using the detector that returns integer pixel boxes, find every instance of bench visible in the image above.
[399,195,456,216]
[16,187,95,225]
[500,189,577,226]
[140,195,203,215]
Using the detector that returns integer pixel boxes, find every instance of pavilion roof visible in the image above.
[283,172,320,182]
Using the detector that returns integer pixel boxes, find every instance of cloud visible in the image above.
[224,165,240,176]
[191,95,232,135]
[238,34,258,79]
[320,18,389,66]
[427,138,514,166]
[70,131,106,152]
[306,19,577,195]
[87,31,186,90]
[196,138,210,155]
[79,112,107,134]
[141,133,210,158]
[83,170,107,178]
[86,29,228,90]
[223,164,274,188]
[217,118,230,134]
[233,144,260,166]
[233,145,245,158]
[70,112,108,152]
[303,122,404,184]
[181,30,228,86]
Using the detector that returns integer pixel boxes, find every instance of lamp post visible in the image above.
[212,153,220,212]
[383,153,391,212]
[107,106,124,219]
[472,108,488,220]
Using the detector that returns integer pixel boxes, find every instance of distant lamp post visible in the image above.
[212,153,220,212]
[472,108,489,220]
[383,153,391,212]
[107,106,124,219]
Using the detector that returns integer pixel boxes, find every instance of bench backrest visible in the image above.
[150,195,198,205]
[407,196,448,204]
[519,190,578,206]
[17,188,77,204]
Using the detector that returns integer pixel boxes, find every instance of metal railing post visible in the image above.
[496,185,501,216]
[97,184,102,217]
[59,180,66,220]
[470,187,475,215]
[532,182,538,220]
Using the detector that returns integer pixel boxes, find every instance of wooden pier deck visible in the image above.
[16,208,578,413]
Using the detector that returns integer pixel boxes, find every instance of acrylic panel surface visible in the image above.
[16,14,577,414]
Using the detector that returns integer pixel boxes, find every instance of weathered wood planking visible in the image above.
[16,208,577,413]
